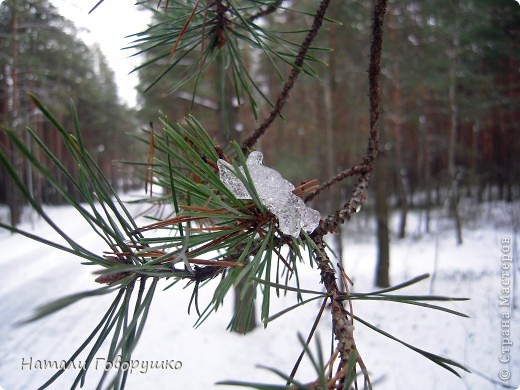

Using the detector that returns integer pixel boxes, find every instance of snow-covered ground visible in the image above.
[0,198,518,389]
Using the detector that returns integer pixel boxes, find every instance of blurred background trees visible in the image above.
[135,0,519,213]
[0,1,515,387]
[0,0,139,225]
[134,0,519,286]
[1,0,519,284]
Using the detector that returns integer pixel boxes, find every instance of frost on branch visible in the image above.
[217,151,321,237]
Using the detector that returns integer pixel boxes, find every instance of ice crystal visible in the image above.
[217,151,321,237]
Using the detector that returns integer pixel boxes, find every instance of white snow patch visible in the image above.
[0,200,518,389]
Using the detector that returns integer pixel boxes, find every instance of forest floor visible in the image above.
[0,197,519,390]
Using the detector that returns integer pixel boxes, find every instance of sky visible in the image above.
[52,0,152,107]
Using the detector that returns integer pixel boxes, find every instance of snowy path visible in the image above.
[0,201,519,389]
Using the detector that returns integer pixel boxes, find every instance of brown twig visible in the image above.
[248,0,283,22]
[241,0,332,151]
[319,174,370,234]
[169,0,202,59]
[199,0,211,69]
[213,0,228,49]
[314,236,359,381]
[309,0,388,384]
[319,0,387,234]
[293,179,320,197]
[306,0,386,210]
[156,0,171,11]
[304,164,369,202]
[366,0,386,165]
[338,263,355,325]
[188,258,245,267]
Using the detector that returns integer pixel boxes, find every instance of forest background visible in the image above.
[1,0,518,250]
[0,0,519,388]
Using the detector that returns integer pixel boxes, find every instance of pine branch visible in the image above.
[366,0,386,165]
[88,0,105,14]
[307,0,388,384]
[304,164,369,203]
[241,0,331,151]
[313,235,364,385]
[248,0,283,22]
[317,0,387,233]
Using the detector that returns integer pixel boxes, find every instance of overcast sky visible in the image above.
[53,0,152,107]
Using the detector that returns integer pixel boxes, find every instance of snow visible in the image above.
[0,198,519,389]
[218,151,320,237]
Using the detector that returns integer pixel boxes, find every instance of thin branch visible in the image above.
[248,0,283,22]
[320,173,370,234]
[319,0,387,233]
[88,0,105,14]
[304,164,369,202]
[314,235,368,386]
[366,0,386,165]
[169,0,202,59]
[310,0,388,384]
[241,0,331,151]
[156,0,171,11]
[213,0,228,49]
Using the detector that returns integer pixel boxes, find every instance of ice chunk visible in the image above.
[217,159,250,199]
[218,151,321,237]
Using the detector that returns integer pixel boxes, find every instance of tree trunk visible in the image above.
[216,52,257,333]
[375,155,390,288]
[396,169,408,239]
[231,260,257,334]
[421,110,431,234]
[215,51,239,145]
[323,20,345,291]
[6,0,23,226]
[447,29,463,245]
[388,10,408,239]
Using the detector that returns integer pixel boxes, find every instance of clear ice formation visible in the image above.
[217,151,321,237]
